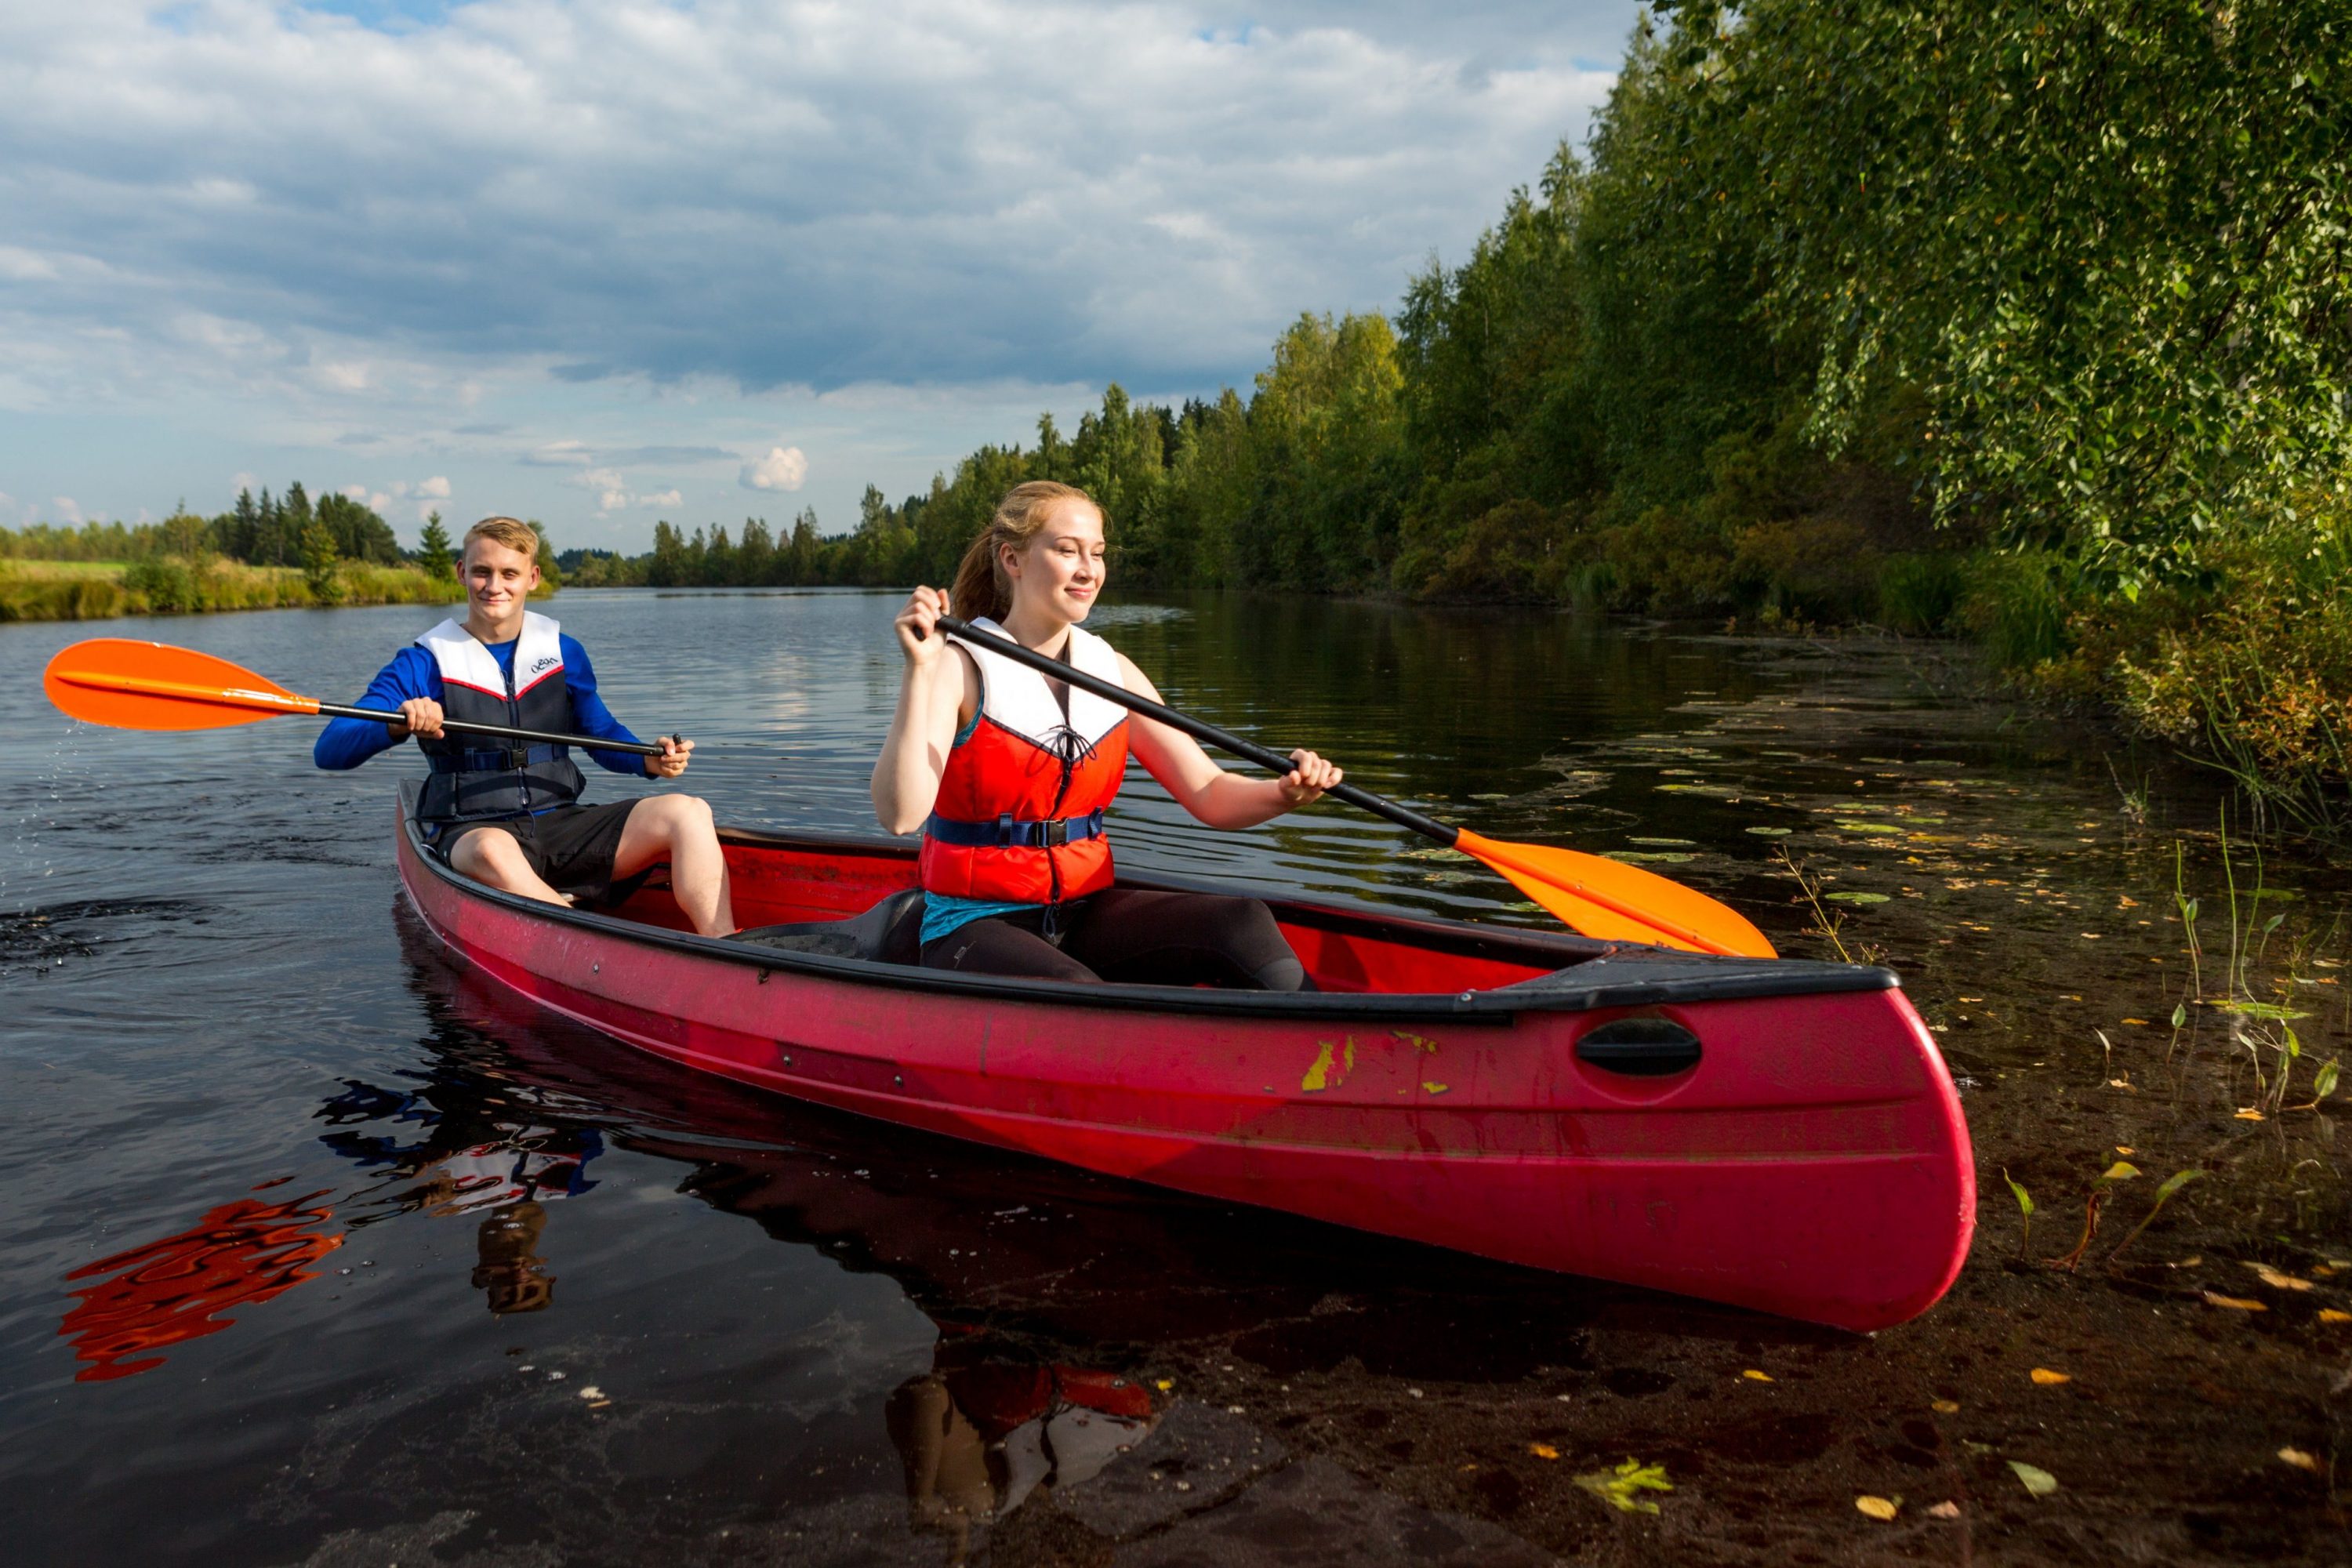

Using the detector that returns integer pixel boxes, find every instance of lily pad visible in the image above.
[1744,826,1794,837]
[1836,821,1904,835]
[1824,891,1891,906]
[1628,837,1697,847]
[1610,851,1697,865]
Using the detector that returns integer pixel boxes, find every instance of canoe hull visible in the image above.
[394,803,1973,1332]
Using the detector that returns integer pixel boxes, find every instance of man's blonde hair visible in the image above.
[463,516,539,561]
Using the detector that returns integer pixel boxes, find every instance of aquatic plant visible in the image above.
[2001,1168,2034,1258]
[2107,1169,2208,1265]
[1773,845,1879,965]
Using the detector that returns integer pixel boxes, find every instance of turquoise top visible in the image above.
[916,706,1036,946]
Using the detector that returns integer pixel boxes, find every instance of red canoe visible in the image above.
[393,786,1974,1331]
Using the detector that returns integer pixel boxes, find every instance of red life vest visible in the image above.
[919,618,1131,907]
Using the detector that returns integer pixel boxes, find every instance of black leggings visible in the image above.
[919,888,1308,990]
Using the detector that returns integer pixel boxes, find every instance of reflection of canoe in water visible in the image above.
[394,785,1974,1332]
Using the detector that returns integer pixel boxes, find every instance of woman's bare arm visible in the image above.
[871,588,978,833]
[1115,653,1339,829]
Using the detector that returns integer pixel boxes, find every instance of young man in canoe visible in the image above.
[315,515,737,936]
[873,480,1339,985]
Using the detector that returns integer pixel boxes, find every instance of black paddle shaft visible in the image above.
[318,702,677,759]
[918,614,1459,847]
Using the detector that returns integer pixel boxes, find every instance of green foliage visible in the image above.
[416,510,456,579]
[1878,554,1968,635]
[299,514,339,600]
[526,521,561,592]
[121,557,201,612]
[1661,0,2352,590]
[315,492,401,564]
[2072,501,2352,828]
[0,558,459,622]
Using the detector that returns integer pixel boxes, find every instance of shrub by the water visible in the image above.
[0,557,463,621]
[2069,511,2352,832]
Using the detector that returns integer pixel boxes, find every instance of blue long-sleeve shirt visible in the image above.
[312,633,653,784]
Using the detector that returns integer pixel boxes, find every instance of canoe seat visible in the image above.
[731,888,927,966]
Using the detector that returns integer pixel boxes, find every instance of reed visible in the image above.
[0,557,467,622]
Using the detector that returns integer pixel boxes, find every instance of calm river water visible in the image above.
[2,589,2345,1565]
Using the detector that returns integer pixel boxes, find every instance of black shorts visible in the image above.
[434,800,644,905]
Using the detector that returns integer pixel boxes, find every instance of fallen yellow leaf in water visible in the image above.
[2202,1291,2269,1312]
[2100,1162,2140,1181]
[2114,1145,2136,1155]
[1927,1501,1962,1519]
[1576,1457,1673,1515]
[2318,1309,2352,1324]
[2279,1448,2321,1473]
[2120,1018,2148,1025]
[1529,1443,1560,1461]
[2246,1264,2314,1292]
[1155,1379,1174,1392]
[2234,1108,2267,1120]
[1856,1495,1900,1521]
[1741,1369,1774,1382]
[1930,1399,1960,1414]
[2007,1461,2060,1497]
[2030,1368,2071,1385]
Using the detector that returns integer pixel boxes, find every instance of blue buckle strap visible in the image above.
[924,808,1106,849]
[427,742,567,773]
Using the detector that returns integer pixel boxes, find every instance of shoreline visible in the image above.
[0,559,509,623]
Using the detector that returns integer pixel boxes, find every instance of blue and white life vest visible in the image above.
[412,612,588,824]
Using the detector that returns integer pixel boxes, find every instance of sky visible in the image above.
[0,1,1644,552]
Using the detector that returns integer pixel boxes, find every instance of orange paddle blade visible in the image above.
[1455,828,1777,958]
[43,639,321,732]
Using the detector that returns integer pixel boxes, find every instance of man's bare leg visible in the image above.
[614,795,735,936]
[450,827,573,908]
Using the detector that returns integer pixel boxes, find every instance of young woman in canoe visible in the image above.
[873,480,1341,987]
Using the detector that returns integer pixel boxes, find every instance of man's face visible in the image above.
[463,538,539,620]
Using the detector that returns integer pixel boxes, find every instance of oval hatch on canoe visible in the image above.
[1576,1017,1701,1076]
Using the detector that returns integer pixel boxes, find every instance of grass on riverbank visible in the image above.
[0,557,470,622]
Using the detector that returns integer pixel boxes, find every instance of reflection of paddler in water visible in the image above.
[318,1073,602,1316]
[887,1327,1156,1552]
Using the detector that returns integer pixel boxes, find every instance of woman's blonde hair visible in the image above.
[947,481,1099,622]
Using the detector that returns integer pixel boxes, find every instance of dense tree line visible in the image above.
[576,1,2347,636]
[2,483,412,571]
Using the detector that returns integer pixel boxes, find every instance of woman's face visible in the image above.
[1005,500,1107,623]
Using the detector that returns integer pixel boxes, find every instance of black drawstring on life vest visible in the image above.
[1038,725,1100,941]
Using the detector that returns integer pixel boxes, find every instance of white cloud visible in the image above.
[568,463,686,514]
[741,445,809,492]
[0,1,1638,535]
[0,2,1625,396]
[53,495,82,524]
[416,475,452,498]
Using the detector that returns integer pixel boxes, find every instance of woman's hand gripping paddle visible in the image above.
[915,615,1776,958]
[43,637,678,758]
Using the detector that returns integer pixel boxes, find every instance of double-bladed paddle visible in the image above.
[42,637,678,758]
[918,613,1775,958]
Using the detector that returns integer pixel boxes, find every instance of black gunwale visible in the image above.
[397,785,1896,1021]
